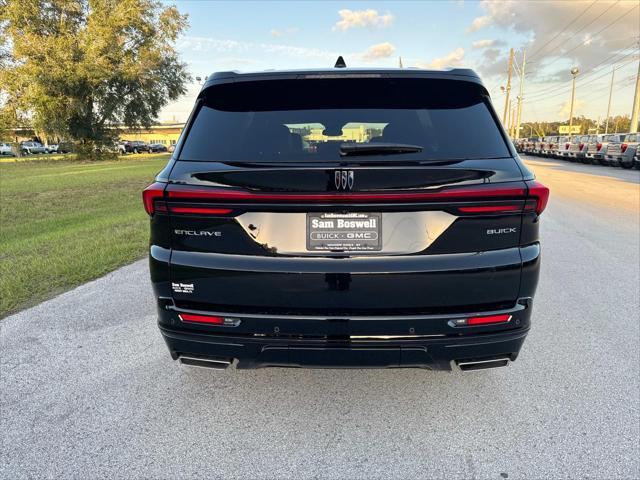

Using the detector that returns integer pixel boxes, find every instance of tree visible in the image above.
[0,0,190,157]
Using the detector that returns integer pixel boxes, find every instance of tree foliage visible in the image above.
[521,115,632,137]
[0,0,190,155]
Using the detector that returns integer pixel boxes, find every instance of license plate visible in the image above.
[306,213,382,252]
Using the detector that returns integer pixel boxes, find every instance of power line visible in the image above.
[527,0,599,61]
[525,58,637,102]
[525,46,639,99]
[579,73,636,100]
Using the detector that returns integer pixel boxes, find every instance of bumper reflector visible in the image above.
[451,314,512,327]
[178,313,240,326]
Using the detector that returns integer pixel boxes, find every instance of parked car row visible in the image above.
[118,140,170,154]
[0,141,74,156]
[515,133,639,169]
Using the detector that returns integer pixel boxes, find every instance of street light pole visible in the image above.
[502,48,514,127]
[630,58,640,133]
[515,49,526,140]
[568,67,580,134]
[604,66,615,134]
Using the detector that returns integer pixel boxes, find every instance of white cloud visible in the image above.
[178,36,396,66]
[333,9,394,31]
[466,15,492,33]
[178,36,340,61]
[472,39,498,49]
[361,42,395,61]
[270,27,299,38]
[418,47,466,69]
[468,0,639,74]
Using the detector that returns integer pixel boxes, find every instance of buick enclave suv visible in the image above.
[144,66,549,371]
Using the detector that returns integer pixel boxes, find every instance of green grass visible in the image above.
[0,154,170,317]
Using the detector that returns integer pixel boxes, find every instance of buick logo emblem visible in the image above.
[334,170,354,190]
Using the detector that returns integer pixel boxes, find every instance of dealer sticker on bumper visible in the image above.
[306,212,382,252]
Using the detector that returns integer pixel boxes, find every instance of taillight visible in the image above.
[458,205,522,214]
[579,143,584,150]
[525,180,550,215]
[168,206,233,215]
[621,143,628,153]
[165,183,528,204]
[142,182,166,216]
[450,314,512,327]
[565,143,570,149]
[597,143,603,151]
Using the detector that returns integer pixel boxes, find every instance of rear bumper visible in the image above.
[158,299,533,370]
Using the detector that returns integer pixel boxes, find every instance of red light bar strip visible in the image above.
[467,314,512,326]
[169,206,233,215]
[166,184,528,204]
[458,205,521,213]
[179,313,225,324]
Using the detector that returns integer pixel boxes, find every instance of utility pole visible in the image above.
[399,56,403,68]
[502,48,514,127]
[568,67,580,133]
[515,49,526,140]
[604,66,615,134]
[630,58,640,133]
[505,100,513,137]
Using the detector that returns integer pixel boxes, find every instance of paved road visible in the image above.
[2,157,639,479]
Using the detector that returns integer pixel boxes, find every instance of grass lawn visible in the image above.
[0,154,170,317]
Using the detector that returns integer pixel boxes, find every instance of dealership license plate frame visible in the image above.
[306,212,382,252]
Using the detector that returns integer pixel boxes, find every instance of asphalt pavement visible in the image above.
[1,156,639,479]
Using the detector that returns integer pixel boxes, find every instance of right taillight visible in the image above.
[565,143,570,149]
[621,143,628,153]
[525,180,550,215]
[597,143,603,151]
[142,182,166,216]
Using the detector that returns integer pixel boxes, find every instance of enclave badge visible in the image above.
[334,170,355,190]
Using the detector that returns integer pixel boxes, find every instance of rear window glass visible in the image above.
[178,78,510,162]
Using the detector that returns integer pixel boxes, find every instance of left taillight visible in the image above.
[621,143,628,153]
[526,180,550,215]
[143,182,166,216]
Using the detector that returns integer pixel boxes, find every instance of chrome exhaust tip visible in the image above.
[453,357,511,372]
[179,355,232,370]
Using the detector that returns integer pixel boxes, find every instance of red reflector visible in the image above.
[526,180,550,215]
[169,206,233,215]
[467,314,512,325]
[142,182,166,215]
[179,313,225,324]
[458,205,521,213]
[621,143,628,153]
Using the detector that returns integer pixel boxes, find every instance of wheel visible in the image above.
[620,162,633,169]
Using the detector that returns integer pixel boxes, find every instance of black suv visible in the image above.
[144,67,548,372]
[123,140,150,153]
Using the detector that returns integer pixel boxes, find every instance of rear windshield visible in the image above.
[178,78,510,162]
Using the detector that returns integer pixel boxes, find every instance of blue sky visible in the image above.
[159,1,639,126]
